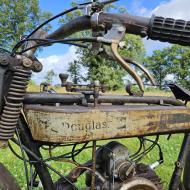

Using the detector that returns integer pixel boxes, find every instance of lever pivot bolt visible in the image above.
[22,57,33,68]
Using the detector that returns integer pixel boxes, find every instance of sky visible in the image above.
[33,0,190,84]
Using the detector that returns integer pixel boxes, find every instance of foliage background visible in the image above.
[0,1,189,190]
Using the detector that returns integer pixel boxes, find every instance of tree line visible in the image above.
[1,0,190,90]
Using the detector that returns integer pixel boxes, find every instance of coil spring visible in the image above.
[0,68,31,140]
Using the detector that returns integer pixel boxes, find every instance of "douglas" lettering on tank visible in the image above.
[62,121,109,132]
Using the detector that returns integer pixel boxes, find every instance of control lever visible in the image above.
[111,42,144,93]
[59,73,69,87]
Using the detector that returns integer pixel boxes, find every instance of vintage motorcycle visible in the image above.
[0,0,190,189]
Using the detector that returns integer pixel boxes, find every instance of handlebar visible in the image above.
[47,16,91,39]
[43,11,190,93]
[21,7,190,94]
[149,16,190,46]
[46,13,149,40]
[46,12,190,47]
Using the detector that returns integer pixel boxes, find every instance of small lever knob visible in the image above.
[59,73,69,86]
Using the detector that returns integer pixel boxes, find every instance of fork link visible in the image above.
[0,68,32,147]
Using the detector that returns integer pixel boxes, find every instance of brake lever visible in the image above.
[111,42,144,93]
[94,22,144,93]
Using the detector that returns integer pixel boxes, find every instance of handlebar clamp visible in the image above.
[91,12,104,28]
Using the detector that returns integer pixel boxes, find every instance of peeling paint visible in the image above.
[24,105,190,143]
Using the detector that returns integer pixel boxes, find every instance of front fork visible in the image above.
[169,133,190,190]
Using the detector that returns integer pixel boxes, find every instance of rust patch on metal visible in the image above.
[24,105,190,143]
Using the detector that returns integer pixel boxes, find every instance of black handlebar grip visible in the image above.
[148,16,190,46]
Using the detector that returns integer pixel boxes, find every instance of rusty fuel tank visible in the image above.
[24,104,190,143]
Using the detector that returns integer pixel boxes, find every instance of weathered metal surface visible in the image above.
[24,93,183,106]
[24,105,190,143]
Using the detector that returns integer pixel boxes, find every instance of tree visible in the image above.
[0,0,52,50]
[78,52,126,89]
[145,45,190,89]
[165,45,190,89]
[44,69,57,85]
[121,34,146,62]
[64,1,146,90]
[67,60,82,84]
[145,49,170,89]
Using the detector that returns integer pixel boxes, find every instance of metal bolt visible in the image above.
[0,53,10,66]
[33,61,43,72]
[22,58,33,68]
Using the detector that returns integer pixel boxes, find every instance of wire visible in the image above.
[15,129,30,190]
[145,136,163,162]
[16,37,97,54]
[26,7,78,40]
[135,138,146,162]
[45,144,92,162]
[71,142,89,163]
[8,141,31,162]
[12,138,79,190]
[41,145,57,151]
[11,38,48,55]
[11,6,78,53]
[29,171,38,189]
[12,38,88,55]
[43,143,114,163]
[131,136,161,163]
[29,164,33,190]
[129,138,143,158]
[18,41,87,54]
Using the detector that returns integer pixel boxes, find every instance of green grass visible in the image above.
[0,135,184,190]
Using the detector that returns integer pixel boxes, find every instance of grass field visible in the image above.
[0,86,186,189]
[0,135,184,189]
